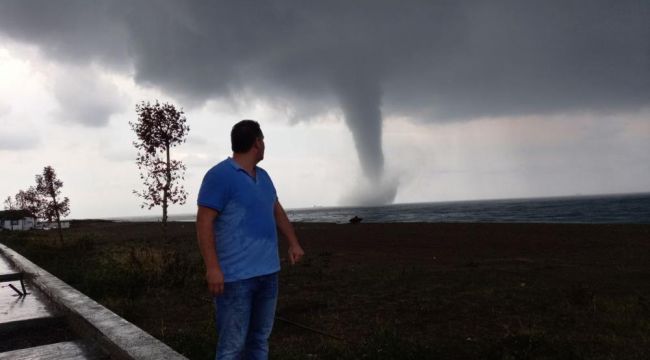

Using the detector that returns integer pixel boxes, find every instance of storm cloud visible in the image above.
[0,131,40,151]
[52,65,127,127]
[0,0,647,204]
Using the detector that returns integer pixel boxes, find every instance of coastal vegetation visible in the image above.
[1,221,649,359]
[4,166,70,244]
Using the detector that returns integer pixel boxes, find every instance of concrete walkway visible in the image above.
[0,243,187,360]
[0,255,61,327]
[0,341,103,360]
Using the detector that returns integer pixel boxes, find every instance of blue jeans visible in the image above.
[213,272,278,360]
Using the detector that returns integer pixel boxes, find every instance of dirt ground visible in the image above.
[2,221,649,359]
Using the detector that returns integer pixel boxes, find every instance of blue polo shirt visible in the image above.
[197,158,280,282]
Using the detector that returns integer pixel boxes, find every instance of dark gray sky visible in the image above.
[0,1,648,214]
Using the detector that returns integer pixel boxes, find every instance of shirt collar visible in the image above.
[227,157,258,173]
[227,157,242,170]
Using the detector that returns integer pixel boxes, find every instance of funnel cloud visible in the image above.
[335,74,385,180]
[0,1,647,205]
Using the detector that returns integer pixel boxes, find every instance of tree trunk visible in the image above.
[162,143,171,236]
[50,190,63,246]
[55,211,63,246]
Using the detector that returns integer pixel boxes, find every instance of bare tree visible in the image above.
[130,101,189,229]
[35,166,70,245]
[3,196,16,210]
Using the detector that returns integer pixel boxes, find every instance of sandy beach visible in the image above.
[2,221,649,359]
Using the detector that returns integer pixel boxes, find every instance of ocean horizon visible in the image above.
[102,192,650,224]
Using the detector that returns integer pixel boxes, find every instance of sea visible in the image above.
[115,192,650,224]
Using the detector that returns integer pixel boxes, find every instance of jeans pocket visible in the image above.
[220,279,247,301]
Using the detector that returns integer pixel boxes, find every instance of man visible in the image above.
[196,119,305,360]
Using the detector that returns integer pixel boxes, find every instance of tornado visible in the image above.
[335,75,384,180]
[334,74,398,206]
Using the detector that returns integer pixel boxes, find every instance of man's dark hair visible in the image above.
[231,120,263,153]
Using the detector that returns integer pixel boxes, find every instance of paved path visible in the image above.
[0,256,60,327]
[0,251,105,359]
[0,341,105,360]
[0,243,188,359]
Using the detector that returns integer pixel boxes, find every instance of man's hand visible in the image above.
[206,267,225,296]
[288,244,305,265]
[275,200,306,265]
[197,206,223,295]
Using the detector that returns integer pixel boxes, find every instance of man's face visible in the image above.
[255,136,265,161]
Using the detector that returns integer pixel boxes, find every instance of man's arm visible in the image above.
[274,200,305,264]
[196,205,225,295]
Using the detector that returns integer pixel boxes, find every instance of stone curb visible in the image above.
[0,243,188,360]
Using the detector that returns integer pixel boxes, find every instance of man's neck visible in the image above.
[232,153,258,176]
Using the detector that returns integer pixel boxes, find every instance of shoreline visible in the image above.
[67,191,650,224]
[68,219,650,224]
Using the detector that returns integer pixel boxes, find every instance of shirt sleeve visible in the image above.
[197,168,230,212]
